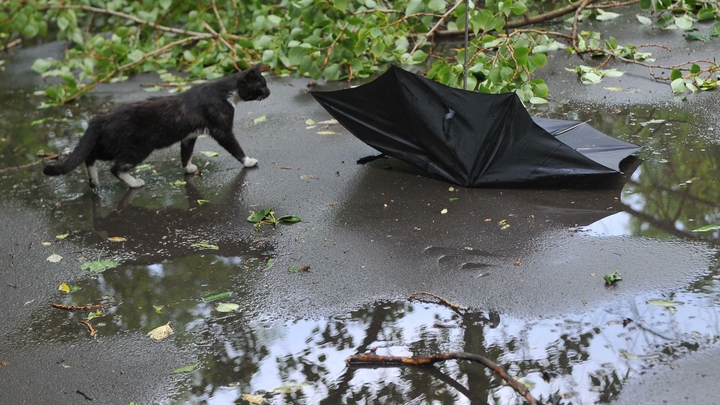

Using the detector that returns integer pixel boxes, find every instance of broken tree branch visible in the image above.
[408,291,469,311]
[348,351,537,405]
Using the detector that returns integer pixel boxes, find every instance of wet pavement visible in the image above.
[1,10,720,405]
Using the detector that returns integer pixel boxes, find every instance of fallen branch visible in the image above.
[410,0,464,55]
[572,0,596,54]
[1,38,22,52]
[348,351,537,405]
[408,291,469,311]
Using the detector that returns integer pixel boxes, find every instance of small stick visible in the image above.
[51,302,120,311]
[79,320,96,338]
[348,351,537,405]
[75,390,93,401]
[408,291,469,311]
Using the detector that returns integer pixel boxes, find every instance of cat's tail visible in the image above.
[43,120,101,176]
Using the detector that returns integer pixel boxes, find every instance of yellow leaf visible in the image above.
[242,394,264,404]
[316,131,336,135]
[108,236,127,242]
[440,208,448,214]
[147,322,174,340]
[59,283,70,293]
[56,234,69,240]
[305,118,315,126]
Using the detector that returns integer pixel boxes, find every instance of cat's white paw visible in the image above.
[119,172,145,188]
[184,163,198,173]
[242,157,258,167]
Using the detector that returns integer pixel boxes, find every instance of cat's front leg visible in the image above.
[212,128,258,168]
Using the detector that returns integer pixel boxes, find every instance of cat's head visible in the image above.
[236,63,270,101]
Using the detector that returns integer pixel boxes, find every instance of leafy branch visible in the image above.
[2,0,719,106]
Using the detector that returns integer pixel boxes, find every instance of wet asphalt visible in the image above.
[1,10,720,405]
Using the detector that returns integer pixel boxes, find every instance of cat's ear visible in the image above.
[250,63,262,71]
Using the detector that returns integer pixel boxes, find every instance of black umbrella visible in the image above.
[311,65,641,187]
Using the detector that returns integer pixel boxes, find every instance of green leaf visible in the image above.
[216,302,240,312]
[248,208,273,223]
[334,0,348,11]
[278,215,302,223]
[691,225,720,232]
[197,199,210,205]
[636,15,652,25]
[510,1,528,15]
[80,260,119,273]
[595,10,620,21]
[529,97,548,104]
[674,15,694,30]
[200,151,219,157]
[670,69,683,81]
[202,292,232,302]
[690,64,701,75]
[172,362,199,373]
[647,299,684,307]
[253,115,267,124]
[671,78,686,93]
[406,0,424,15]
[31,58,53,74]
[604,270,622,284]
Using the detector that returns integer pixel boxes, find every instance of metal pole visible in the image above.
[463,0,469,90]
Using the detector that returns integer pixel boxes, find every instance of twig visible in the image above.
[408,291,469,311]
[410,0,464,55]
[1,38,22,52]
[202,20,234,53]
[79,320,96,338]
[321,23,348,69]
[0,159,44,174]
[348,351,537,405]
[51,301,120,311]
[211,0,228,35]
[572,0,596,54]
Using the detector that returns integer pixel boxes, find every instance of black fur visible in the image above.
[43,63,270,188]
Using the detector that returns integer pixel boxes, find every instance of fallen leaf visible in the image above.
[197,199,210,205]
[317,119,339,125]
[440,208,448,214]
[134,164,152,171]
[1,361,7,366]
[58,283,70,293]
[242,394,265,404]
[300,174,314,180]
[270,381,309,394]
[153,305,163,313]
[147,322,174,340]
[108,236,127,242]
[170,180,186,186]
[42,242,51,246]
[692,225,720,232]
[500,224,510,230]
[202,292,232,302]
[172,362,199,373]
[514,258,522,265]
[647,299,684,307]
[200,151,219,157]
[56,233,69,240]
[216,302,240,312]
[191,243,219,250]
[253,115,267,124]
[305,118,316,126]
[80,260,118,273]
[47,254,63,263]
[316,131,336,135]
[603,87,623,92]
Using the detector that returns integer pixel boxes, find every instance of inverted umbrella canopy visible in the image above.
[311,65,641,187]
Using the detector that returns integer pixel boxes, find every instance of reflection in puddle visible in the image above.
[163,289,720,405]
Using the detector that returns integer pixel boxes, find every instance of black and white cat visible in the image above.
[43,63,270,188]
